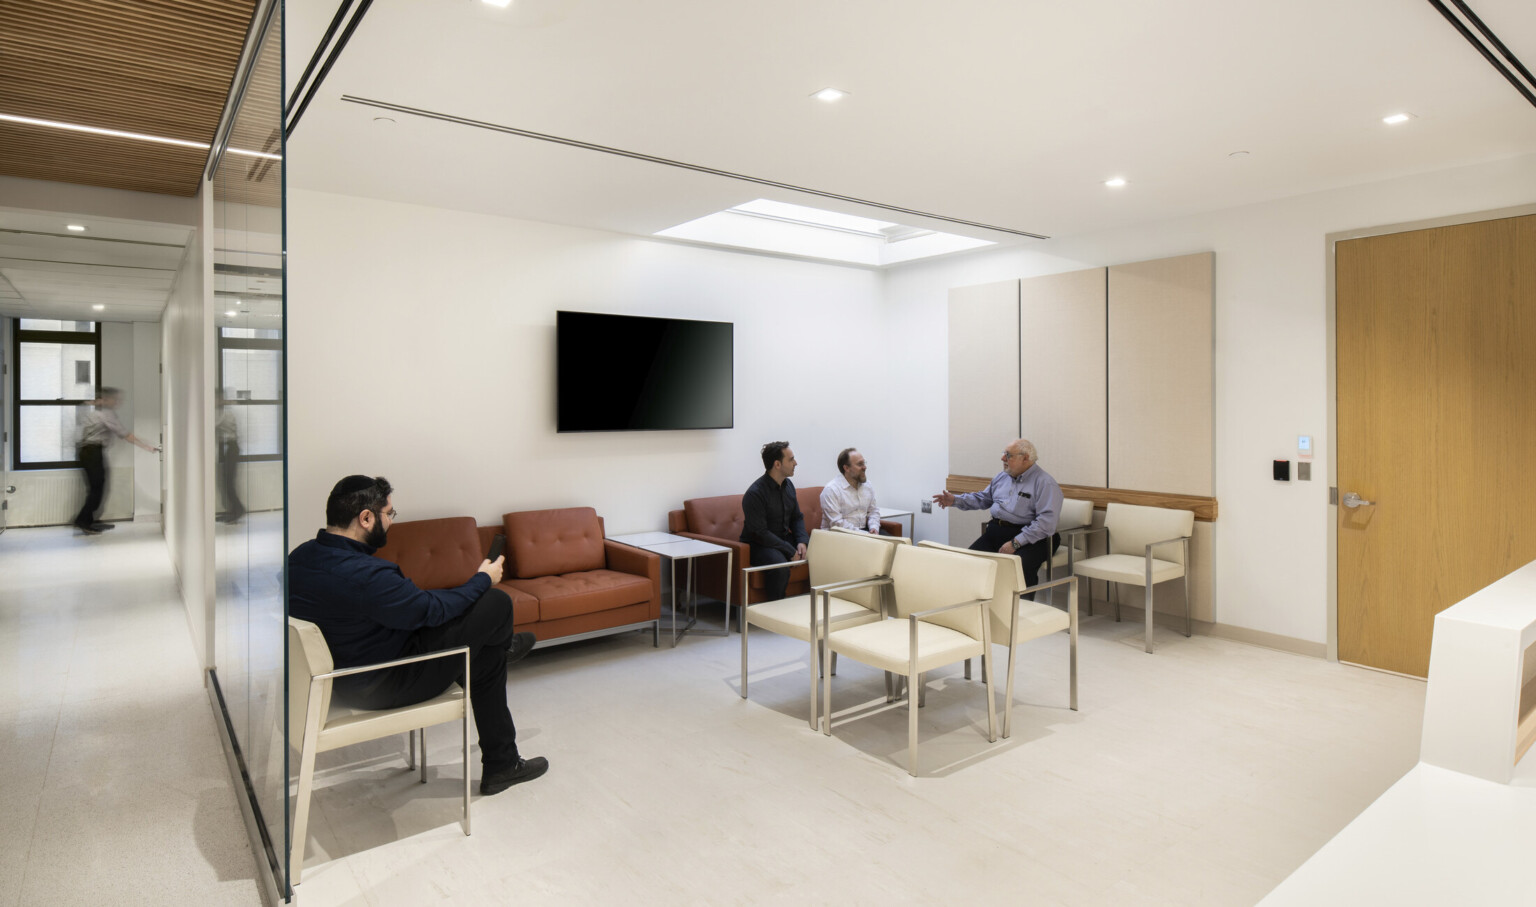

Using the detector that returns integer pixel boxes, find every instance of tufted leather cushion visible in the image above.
[683,494,744,539]
[503,507,605,579]
[796,485,825,536]
[503,569,653,621]
[374,517,484,590]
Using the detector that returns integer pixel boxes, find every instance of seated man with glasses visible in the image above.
[288,474,548,795]
[933,438,1063,596]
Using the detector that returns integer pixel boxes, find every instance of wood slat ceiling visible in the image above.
[0,0,260,197]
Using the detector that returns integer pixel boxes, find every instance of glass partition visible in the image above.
[209,0,288,894]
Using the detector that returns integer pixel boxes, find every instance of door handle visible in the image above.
[1342,492,1375,509]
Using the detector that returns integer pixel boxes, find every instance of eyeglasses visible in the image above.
[1002,451,1024,459]
[381,508,398,520]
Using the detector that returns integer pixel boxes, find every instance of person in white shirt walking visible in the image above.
[74,387,158,534]
[820,448,884,534]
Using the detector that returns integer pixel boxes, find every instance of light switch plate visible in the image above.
[1298,462,1311,481]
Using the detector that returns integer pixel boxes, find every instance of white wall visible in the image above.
[163,187,214,667]
[287,189,889,539]
[132,322,162,518]
[882,152,1536,645]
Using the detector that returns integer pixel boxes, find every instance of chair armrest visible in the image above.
[908,598,992,650]
[741,559,807,576]
[1068,525,1107,541]
[316,645,471,681]
[604,539,661,579]
[909,597,991,621]
[819,577,896,630]
[1144,535,1191,558]
[811,574,889,594]
[879,519,902,537]
[1020,575,1076,598]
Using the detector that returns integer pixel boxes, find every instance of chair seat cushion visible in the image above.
[319,683,465,752]
[504,569,653,621]
[828,619,984,675]
[1008,601,1071,644]
[1073,554,1185,585]
[746,594,879,641]
[1048,542,1089,569]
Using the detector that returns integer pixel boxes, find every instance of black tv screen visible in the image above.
[557,311,734,432]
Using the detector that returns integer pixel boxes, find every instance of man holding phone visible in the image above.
[288,475,547,795]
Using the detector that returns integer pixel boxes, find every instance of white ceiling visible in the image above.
[285,0,1536,254]
[0,209,192,323]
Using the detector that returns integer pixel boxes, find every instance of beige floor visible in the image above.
[1,522,1428,906]
[0,521,261,907]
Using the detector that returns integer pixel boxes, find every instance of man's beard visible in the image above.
[365,516,388,549]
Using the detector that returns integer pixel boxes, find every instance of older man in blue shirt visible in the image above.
[934,438,1063,597]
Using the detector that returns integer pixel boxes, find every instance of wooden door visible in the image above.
[1336,214,1536,676]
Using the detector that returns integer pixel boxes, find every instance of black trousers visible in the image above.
[970,519,1061,598]
[337,587,521,768]
[74,443,107,529]
[750,544,794,600]
[218,440,245,519]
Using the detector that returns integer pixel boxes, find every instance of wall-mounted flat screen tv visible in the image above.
[557,311,734,432]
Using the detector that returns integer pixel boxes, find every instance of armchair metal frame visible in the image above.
[1002,574,1079,738]
[1074,524,1192,654]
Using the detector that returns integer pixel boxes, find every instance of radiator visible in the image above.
[6,467,133,527]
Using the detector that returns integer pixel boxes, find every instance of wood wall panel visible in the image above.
[1019,267,1107,487]
[1107,252,1214,496]
[948,279,1019,478]
[946,476,1217,521]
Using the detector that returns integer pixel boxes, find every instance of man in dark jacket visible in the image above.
[740,441,809,601]
[287,475,546,795]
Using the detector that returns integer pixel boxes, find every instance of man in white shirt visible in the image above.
[820,448,882,534]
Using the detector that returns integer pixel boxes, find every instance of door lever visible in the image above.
[1342,492,1375,509]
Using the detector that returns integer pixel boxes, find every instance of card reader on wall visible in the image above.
[1273,459,1290,482]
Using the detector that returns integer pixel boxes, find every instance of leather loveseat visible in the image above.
[666,486,900,607]
[376,509,662,648]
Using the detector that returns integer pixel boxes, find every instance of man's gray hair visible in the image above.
[1016,439,1038,463]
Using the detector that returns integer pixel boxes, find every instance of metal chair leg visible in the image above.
[420,728,428,783]
[1113,582,1121,622]
[1145,557,1156,654]
[1183,545,1193,637]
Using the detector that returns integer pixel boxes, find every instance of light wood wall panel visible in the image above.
[1019,267,1107,487]
[1107,252,1214,496]
[948,279,1019,546]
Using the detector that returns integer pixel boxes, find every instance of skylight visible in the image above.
[656,199,995,267]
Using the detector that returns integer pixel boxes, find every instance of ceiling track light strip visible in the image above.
[287,0,355,115]
[287,0,376,139]
[1423,0,1536,109]
[205,0,281,180]
[340,96,1051,240]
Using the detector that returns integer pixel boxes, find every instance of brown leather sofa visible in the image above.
[376,509,661,648]
[666,485,900,606]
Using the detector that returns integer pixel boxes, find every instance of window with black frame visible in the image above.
[12,319,101,470]
[217,326,282,461]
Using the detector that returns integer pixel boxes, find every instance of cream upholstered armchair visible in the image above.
[739,529,901,730]
[287,618,470,885]
[1070,503,1195,654]
[820,544,998,776]
[920,541,1078,738]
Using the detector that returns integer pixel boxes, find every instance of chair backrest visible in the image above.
[888,544,997,639]
[1058,498,1094,532]
[502,506,606,578]
[796,485,825,534]
[682,494,744,540]
[1104,503,1195,564]
[828,526,911,546]
[806,528,899,609]
[287,617,335,746]
[917,540,1025,644]
[374,516,483,590]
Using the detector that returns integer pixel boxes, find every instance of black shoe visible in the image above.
[77,523,101,535]
[91,522,116,531]
[480,756,548,795]
[506,631,537,666]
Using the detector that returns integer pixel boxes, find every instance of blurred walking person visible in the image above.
[74,387,158,534]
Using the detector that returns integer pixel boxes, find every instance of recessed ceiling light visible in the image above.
[1228,150,1250,158]
[1104,177,1127,188]
[226,310,237,317]
[481,0,512,7]
[66,224,87,232]
[1383,112,1413,125]
[811,88,847,102]
[92,304,105,311]
[373,117,396,125]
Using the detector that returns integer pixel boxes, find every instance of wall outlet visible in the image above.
[920,501,932,513]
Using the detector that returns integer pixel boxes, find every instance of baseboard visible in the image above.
[1086,600,1327,659]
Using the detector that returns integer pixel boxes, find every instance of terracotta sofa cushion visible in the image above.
[683,495,743,540]
[504,507,605,579]
[375,516,484,590]
[503,570,654,622]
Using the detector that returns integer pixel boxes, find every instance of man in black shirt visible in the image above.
[287,475,547,796]
[740,441,809,601]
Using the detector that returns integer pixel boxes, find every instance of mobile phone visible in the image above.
[487,534,506,563]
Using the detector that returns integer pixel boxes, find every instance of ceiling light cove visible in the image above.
[92,305,105,311]
[812,88,848,102]
[1383,112,1413,125]
[1104,177,1128,188]
[66,224,87,232]
[481,0,512,8]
